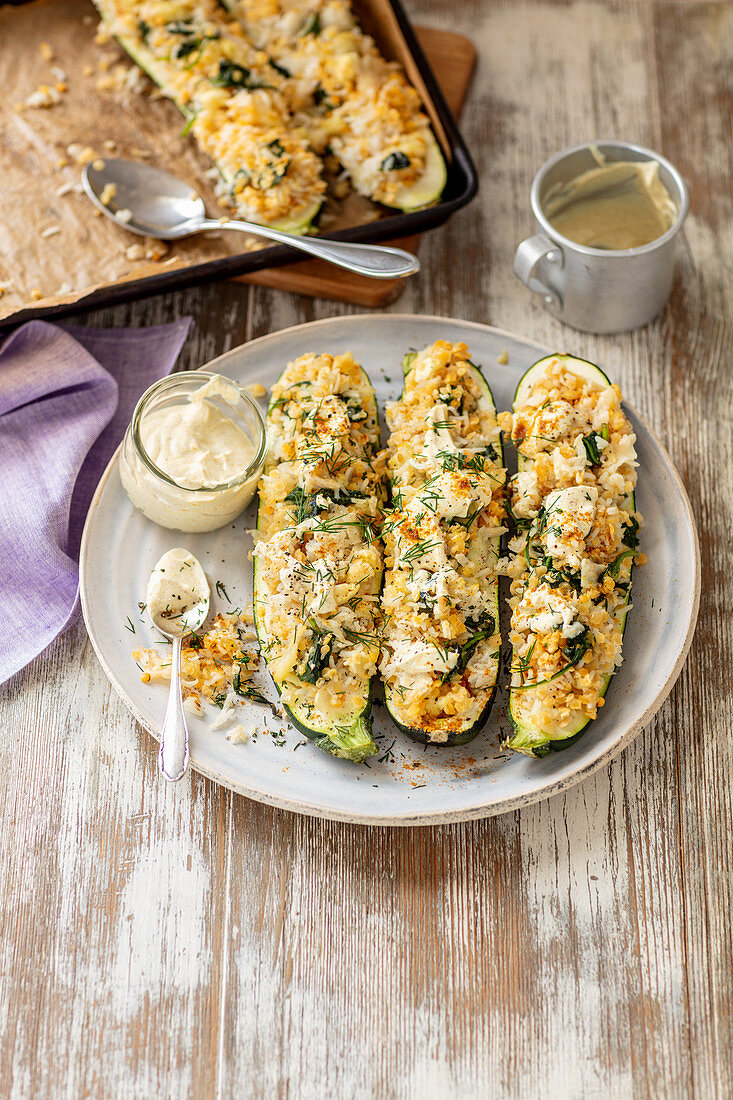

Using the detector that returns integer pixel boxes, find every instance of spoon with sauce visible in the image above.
[82,158,421,280]
[146,548,210,782]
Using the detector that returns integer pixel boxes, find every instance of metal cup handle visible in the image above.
[513,234,564,311]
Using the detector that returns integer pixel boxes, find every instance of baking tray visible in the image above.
[0,0,477,328]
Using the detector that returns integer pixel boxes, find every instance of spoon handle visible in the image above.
[159,635,190,782]
[202,218,420,280]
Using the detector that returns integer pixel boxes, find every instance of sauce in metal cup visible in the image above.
[513,140,689,334]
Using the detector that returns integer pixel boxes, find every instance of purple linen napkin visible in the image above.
[0,317,191,685]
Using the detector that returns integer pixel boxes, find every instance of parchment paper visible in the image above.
[0,0,382,321]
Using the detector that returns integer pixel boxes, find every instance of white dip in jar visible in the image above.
[120,371,267,532]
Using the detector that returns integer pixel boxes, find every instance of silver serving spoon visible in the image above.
[82,158,420,280]
[146,548,210,782]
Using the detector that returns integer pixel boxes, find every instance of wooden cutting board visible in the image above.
[234,25,476,306]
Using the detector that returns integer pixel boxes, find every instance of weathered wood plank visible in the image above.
[1,2,732,1099]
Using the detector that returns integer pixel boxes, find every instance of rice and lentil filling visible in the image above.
[379,341,506,742]
[503,358,644,741]
[226,0,443,207]
[132,610,265,735]
[254,352,385,734]
[94,0,326,227]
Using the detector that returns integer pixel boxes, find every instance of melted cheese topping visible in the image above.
[544,485,598,570]
[514,584,585,640]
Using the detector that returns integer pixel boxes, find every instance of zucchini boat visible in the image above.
[93,0,325,232]
[504,353,641,757]
[379,341,505,745]
[223,0,447,210]
[253,352,385,763]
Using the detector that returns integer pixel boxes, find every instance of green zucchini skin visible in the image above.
[283,703,376,762]
[506,354,636,758]
[254,360,381,764]
[382,349,503,745]
[380,132,447,212]
[513,354,611,402]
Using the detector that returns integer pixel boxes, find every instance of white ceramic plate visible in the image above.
[80,314,700,824]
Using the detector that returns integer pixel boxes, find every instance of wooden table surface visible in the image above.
[2,1,731,1097]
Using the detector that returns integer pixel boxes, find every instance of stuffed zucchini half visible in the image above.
[223,0,447,210]
[93,0,324,232]
[504,354,642,757]
[253,352,385,763]
[379,341,505,745]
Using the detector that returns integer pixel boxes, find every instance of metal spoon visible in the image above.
[82,158,420,280]
[146,548,210,782]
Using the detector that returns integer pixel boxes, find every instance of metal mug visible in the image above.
[513,140,689,334]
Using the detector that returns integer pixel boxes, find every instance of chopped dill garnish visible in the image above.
[377,739,397,764]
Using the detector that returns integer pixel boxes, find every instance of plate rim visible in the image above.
[79,313,701,824]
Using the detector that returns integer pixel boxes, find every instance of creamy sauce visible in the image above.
[120,374,265,533]
[543,155,677,249]
[146,548,209,633]
[142,376,255,489]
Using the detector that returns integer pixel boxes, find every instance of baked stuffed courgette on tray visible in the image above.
[253,352,385,763]
[223,0,447,210]
[379,341,505,744]
[503,354,643,757]
[94,0,325,231]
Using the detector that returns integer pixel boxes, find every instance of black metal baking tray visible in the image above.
[1,0,477,328]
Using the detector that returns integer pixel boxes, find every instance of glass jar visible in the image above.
[119,371,267,533]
